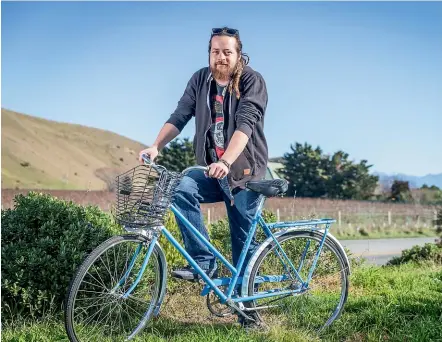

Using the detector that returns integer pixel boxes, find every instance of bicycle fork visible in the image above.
[110,235,159,298]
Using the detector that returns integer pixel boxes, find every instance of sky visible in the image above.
[2,1,442,177]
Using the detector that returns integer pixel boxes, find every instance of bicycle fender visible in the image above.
[240,228,351,297]
[318,230,351,275]
[153,241,168,317]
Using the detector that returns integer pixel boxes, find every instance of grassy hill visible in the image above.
[1,108,148,190]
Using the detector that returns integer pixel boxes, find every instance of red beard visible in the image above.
[211,62,236,82]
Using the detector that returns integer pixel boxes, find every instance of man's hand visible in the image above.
[208,161,229,179]
[139,146,159,163]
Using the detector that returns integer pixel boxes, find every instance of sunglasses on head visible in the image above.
[211,27,239,37]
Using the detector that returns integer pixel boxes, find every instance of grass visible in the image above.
[3,261,441,342]
[335,228,439,240]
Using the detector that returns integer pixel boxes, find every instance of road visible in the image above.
[340,237,438,265]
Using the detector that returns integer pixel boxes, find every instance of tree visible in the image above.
[326,151,378,200]
[279,142,329,197]
[155,137,196,172]
[390,180,413,203]
[436,209,442,235]
[279,142,378,200]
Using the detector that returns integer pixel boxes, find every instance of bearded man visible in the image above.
[139,27,269,285]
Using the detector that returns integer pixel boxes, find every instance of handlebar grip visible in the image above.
[181,165,210,175]
[141,154,152,164]
[141,153,209,176]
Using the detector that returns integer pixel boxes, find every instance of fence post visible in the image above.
[277,209,280,222]
[388,211,391,225]
[338,211,342,229]
[208,208,211,226]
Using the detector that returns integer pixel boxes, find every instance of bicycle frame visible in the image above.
[117,194,335,305]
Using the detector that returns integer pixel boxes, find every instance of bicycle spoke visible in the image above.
[125,294,151,306]
[116,243,132,289]
[74,295,109,313]
[90,263,110,291]
[66,236,162,342]
[247,232,348,332]
[85,269,108,290]
[77,297,116,337]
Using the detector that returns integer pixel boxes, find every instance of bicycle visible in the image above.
[64,155,351,341]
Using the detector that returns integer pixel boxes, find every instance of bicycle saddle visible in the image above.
[245,179,288,197]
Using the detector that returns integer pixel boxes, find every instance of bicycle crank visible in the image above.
[226,300,258,323]
[206,287,234,317]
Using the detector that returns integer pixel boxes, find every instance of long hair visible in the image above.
[208,34,250,99]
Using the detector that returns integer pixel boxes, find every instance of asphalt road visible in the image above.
[340,237,438,265]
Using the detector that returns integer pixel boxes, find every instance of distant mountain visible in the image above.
[373,172,442,189]
[1,108,147,190]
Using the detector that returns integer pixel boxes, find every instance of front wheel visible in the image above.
[64,234,165,342]
[246,231,349,333]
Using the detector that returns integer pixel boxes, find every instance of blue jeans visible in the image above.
[172,170,262,274]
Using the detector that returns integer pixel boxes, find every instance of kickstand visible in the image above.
[227,300,257,323]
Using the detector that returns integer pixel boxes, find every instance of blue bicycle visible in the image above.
[64,155,350,341]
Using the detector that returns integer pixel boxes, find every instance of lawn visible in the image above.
[2,261,441,342]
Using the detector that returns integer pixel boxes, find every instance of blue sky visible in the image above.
[2,1,441,176]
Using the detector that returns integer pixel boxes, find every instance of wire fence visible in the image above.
[2,189,440,235]
[200,197,440,235]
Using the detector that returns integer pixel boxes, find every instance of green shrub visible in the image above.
[387,242,442,266]
[208,218,231,257]
[1,192,122,319]
[435,208,442,238]
[207,208,278,259]
[159,210,187,268]
[387,207,441,265]
[261,209,277,223]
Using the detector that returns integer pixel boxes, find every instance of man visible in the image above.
[139,27,268,283]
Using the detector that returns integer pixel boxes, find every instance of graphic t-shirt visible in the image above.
[207,82,227,163]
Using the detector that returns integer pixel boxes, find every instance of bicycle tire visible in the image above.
[246,230,349,332]
[64,234,165,342]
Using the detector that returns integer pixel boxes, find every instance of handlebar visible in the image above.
[141,154,166,173]
[182,165,210,175]
[141,153,209,176]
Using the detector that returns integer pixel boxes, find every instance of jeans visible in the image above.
[171,170,262,274]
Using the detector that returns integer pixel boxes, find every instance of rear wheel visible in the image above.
[246,231,349,333]
[64,234,164,342]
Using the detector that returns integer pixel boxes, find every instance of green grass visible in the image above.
[2,262,441,342]
[323,262,442,341]
[336,228,439,240]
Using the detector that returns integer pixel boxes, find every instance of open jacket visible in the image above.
[166,65,269,191]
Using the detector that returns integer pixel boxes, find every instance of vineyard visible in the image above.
[2,189,438,237]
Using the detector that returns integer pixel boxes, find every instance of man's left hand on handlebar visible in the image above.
[208,161,229,179]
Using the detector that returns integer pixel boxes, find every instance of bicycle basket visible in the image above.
[114,164,182,228]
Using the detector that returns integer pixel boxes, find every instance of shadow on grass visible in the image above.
[134,316,270,342]
[146,316,238,336]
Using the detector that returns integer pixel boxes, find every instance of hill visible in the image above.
[374,172,442,189]
[1,108,147,190]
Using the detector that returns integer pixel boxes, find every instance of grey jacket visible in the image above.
[166,65,269,191]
